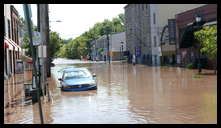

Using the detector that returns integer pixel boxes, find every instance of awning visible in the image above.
[180,21,206,48]
[4,36,22,51]
[4,38,14,50]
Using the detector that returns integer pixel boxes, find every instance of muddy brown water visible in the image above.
[4,62,217,124]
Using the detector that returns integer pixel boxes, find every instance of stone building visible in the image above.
[125,4,155,65]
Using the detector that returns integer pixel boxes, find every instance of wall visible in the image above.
[110,32,126,52]
[157,4,205,27]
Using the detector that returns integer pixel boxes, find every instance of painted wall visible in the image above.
[110,32,126,52]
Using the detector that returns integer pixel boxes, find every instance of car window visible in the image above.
[63,70,91,79]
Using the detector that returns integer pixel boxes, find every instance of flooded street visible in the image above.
[4,59,217,124]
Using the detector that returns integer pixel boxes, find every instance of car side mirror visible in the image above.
[58,78,63,81]
[92,73,96,77]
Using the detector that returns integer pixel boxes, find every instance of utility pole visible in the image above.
[107,34,110,64]
[23,4,44,124]
[39,4,50,78]
[38,4,50,99]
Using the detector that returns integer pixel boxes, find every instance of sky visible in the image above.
[13,4,126,39]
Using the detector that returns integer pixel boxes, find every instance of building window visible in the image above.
[8,19,11,39]
[4,16,6,36]
[154,36,157,47]
[153,13,156,24]
[12,19,14,41]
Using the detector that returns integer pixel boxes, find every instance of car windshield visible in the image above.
[63,70,91,79]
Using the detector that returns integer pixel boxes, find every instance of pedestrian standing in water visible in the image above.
[132,54,136,65]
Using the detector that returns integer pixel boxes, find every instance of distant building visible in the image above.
[109,32,126,61]
[4,4,22,79]
[124,4,206,66]
[91,32,126,61]
[91,36,107,61]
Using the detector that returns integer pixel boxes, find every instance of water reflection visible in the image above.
[4,61,217,124]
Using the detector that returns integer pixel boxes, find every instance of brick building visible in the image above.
[175,4,217,67]
[4,4,22,79]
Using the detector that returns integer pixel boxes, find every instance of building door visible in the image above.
[13,50,16,73]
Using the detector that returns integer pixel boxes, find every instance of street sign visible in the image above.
[38,45,47,58]
[33,31,41,46]
[135,47,141,56]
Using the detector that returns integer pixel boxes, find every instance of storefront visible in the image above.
[4,36,22,79]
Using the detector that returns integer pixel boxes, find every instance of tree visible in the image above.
[56,13,125,59]
[49,32,63,59]
[194,25,217,73]
[118,13,125,26]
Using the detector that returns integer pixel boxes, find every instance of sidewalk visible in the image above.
[4,69,57,124]
[4,70,33,123]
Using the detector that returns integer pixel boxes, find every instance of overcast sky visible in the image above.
[13,4,126,39]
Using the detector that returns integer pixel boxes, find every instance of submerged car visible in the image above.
[58,68,97,91]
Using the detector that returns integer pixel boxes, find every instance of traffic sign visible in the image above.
[33,31,41,46]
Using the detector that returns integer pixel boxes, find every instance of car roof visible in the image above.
[63,67,89,73]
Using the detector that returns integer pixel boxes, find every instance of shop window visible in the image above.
[8,20,11,38]
[4,16,6,36]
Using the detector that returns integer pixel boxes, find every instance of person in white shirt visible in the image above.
[132,54,136,65]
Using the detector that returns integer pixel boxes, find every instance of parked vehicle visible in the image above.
[58,68,97,91]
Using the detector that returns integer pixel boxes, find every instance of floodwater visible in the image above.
[4,59,217,124]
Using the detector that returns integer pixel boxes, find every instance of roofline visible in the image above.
[124,4,131,9]
[10,5,19,17]
[175,4,209,17]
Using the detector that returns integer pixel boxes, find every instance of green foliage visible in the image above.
[186,63,193,69]
[49,32,63,59]
[22,33,32,57]
[193,75,204,79]
[98,48,104,54]
[194,25,217,60]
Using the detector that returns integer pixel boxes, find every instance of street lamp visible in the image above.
[195,14,202,73]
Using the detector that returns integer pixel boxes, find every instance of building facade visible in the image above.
[4,4,22,79]
[175,4,217,67]
[125,4,155,65]
[124,4,206,66]
[109,32,126,61]
[91,36,108,61]
[91,32,126,61]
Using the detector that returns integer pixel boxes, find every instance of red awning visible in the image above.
[27,61,33,64]
[4,36,21,51]
[4,42,9,48]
